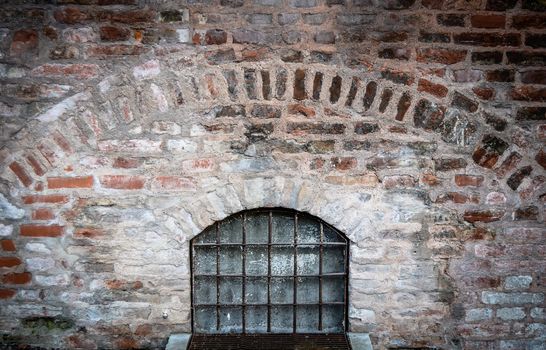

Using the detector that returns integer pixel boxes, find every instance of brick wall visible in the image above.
[0,0,544,349]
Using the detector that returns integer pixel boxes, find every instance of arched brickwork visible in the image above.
[0,52,544,348]
[0,1,545,348]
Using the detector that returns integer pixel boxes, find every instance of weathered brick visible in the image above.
[205,29,227,45]
[31,64,99,80]
[471,14,505,28]
[513,206,539,221]
[473,87,495,100]
[507,166,532,190]
[418,79,448,98]
[495,152,522,178]
[486,69,514,82]
[250,104,281,119]
[0,289,16,299]
[521,70,546,84]
[100,26,131,42]
[507,51,546,66]
[516,107,546,121]
[437,14,465,27]
[32,208,55,221]
[1,240,16,252]
[416,48,467,65]
[331,157,357,170]
[455,174,484,187]
[20,224,64,237]
[287,122,345,135]
[471,51,503,64]
[9,161,32,187]
[435,158,467,171]
[464,209,505,223]
[522,0,546,11]
[512,15,546,29]
[48,176,94,189]
[0,257,22,267]
[99,175,145,190]
[510,86,546,101]
[10,29,39,57]
[454,33,520,47]
[22,195,69,204]
[414,99,446,131]
[2,272,32,285]
[151,176,195,191]
[497,307,526,320]
[472,135,509,168]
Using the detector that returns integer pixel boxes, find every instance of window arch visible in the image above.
[190,208,349,334]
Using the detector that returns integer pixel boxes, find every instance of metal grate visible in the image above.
[190,208,349,334]
[188,333,352,349]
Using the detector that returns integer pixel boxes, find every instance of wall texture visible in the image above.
[0,0,545,349]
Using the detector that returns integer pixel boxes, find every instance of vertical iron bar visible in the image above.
[293,213,298,333]
[242,214,246,334]
[267,211,272,333]
[344,238,349,332]
[216,222,220,332]
[319,222,323,331]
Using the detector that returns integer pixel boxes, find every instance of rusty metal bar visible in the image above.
[319,222,323,331]
[242,213,246,333]
[215,222,220,332]
[293,213,298,333]
[267,211,272,333]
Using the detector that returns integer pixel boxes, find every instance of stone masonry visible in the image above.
[0,0,545,349]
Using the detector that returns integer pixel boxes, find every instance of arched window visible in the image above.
[190,208,349,335]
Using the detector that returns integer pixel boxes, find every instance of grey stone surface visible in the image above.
[166,334,191,350]
[482,292,544,305]
[504,275,533,290]
[497,307,526,320]
[0,193,24,220]
[348,333,373,350]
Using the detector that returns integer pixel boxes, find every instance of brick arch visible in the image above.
[0,52,542,349]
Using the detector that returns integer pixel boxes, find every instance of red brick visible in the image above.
[471,14,505,28]
[1,240,16,252]
[9,161,33,187]
[2,272,32,285]
[86,44,149,58]
[463,209,505,223]
[100,175,145,190]
[52,130,74,154]
[472,87,495,100]
[331,157,357,170]
[20,224,64,237]
[151,176,195,191]
[536,149,546,169]
[31,64,99,80]
[455,174,484,187]
[436,192,472,204]
[113,157,142,169]
[0,289,16,299]
[32,208,55,221]
[417,79,448,98]
[26,155,47,176]
[48,176,94,189]
[288,104,316,117]
[100,26,131,42]
[10,29,38,57]
[106,9,156,24]
[416,48,467,65]
[510,86,546,101]
[0,257,22,267]
[521,70,546,84]
[512,15,546,29]
[54,7,89,24]
[22,194,69,204]
[105,279,143,290]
